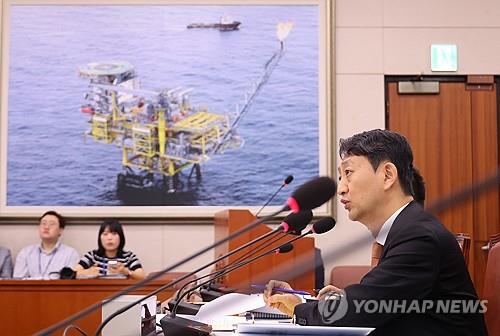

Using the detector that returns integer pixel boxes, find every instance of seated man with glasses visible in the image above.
[13,210,79,279]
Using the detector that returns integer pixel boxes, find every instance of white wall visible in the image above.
[3,0,500,284]
[0,224,214,274]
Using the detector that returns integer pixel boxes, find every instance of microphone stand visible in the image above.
[172,230,312,314]
[92,208,290,336]
[98,211,312,334]
[39,175,337,335]
[35,205,288,336]
[255,183,287,217]
[174,232,291,303]
[183,212,310,300]
[160,232,312,336]
[173,229,286,301]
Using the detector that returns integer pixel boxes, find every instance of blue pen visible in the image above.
[251,284,311,296]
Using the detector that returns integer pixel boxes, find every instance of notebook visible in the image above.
[248,306,291,320]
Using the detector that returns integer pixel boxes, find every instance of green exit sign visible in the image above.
[431,44,458,72]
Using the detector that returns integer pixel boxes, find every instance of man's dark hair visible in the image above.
[339,129,414,196]
[412,167,426,206]
[97,218,126,256]
[39,210,66,229]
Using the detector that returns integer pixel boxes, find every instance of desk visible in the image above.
[154,314,374,336]
[0,273,192,336]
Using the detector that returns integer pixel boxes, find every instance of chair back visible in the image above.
[329,265,371,288]
[487,232,500,250]
[484,243,500,336]
[454,233,471,265]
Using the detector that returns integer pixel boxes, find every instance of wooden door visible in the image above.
[386,77,499,296]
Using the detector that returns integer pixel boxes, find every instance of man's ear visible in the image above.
[382,162,398,191]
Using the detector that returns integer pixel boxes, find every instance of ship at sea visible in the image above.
[187,15,241,31]
[77,22,294,205]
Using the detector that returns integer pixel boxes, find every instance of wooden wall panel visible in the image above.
[387,80,499,293]
[470,86,500,295]
[388,82,474,236]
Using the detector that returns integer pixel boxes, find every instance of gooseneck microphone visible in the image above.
[173,210,313,304]
[219,209,312,278]
[276,242,294,253]
[169,243,296,314]
[171,216,336,318]
[97,210,316,336]
[207,209,312,287]
[286,176,337,213]
[37,176,335,336]
[173,210,312,301]
[255,175,294,217]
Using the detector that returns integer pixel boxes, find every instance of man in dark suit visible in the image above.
[264,129,487,335]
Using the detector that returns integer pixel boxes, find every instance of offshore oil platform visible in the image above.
[77,22,294,204]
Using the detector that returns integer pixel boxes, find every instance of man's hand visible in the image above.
[317,285,343,300]
[263,280,303,317]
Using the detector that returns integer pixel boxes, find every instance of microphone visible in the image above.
[223,209,311,274]
[255,175,294,217]
[311,217,336,234]
[173,210,313,302]
[286,176,337,213]
[276,242,294,254]
[164,242,300,335]
[46,176,333,336]
[182,219,335,308]
[222,210,311,273]
[97,210,313,336]
[59,267,76,280]
[170,217,336,318]
[195,211,311,301]
[281,209,313,235]
[176,243,295,310]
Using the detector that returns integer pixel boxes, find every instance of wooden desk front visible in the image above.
[0,273,188,336]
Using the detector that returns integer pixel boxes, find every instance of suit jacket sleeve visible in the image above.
[294,216,441,327]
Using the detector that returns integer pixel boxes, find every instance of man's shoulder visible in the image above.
[58,243,79,254]
[393,202,456,243]
[18,243,39,254]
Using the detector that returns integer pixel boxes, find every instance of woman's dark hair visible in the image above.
[97,218,126,256]
[339,129,414,196]
[39,210,66,229]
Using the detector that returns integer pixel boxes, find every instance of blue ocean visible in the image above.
[6,5,319,206]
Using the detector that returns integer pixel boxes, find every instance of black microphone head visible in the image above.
[286,176,337,212]
[312,217,336,234]
[284,175,294,185]
[277,243,294,254]
[59,267,76,279]
[280,210,313,234]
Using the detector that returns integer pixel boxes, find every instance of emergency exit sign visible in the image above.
[431,44,458,72]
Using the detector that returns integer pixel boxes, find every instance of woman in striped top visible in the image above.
[74,219,146,280]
